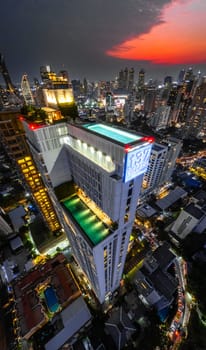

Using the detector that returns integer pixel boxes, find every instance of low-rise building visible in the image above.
[134,243,178,311]
[12,253,92,348]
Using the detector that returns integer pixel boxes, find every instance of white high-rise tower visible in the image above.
[22,119,154,303]
[55,123,153,303]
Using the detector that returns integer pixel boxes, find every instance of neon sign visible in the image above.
[123,144,152,182]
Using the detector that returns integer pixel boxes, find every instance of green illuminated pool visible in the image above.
[63,195,110,245]
[83,123,142,144]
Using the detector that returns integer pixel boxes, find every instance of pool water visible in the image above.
[44,286,59,313]
[63,195,110,246]
[83,123,141,144]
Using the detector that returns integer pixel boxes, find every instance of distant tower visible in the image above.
[21,74,35,105]
[138,69,145,89]
[186,77,206,139]
[128,68,134,92]
[0,53,15,92]
[123,67,129,90]
[178,69,185,83]
[83,78,88,95]
[184,67,194,81]
[118,69,124,89]
[164,76,172,86]
[40,65,52,83]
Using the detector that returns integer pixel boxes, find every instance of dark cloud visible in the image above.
[0,0,204,83]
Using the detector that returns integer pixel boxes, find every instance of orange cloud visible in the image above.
[106,0,206,64]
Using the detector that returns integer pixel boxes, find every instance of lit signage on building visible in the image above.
[123,144,152,182]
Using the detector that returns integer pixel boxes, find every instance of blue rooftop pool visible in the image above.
[44,286,59,313]
[83,123,142,144]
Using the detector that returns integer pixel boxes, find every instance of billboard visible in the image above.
[123,144,152,183]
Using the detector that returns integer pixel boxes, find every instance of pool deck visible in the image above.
[62,194,111,246]
[83,123,143,145]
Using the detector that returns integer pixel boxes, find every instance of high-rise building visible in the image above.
[141,137,182,196]
[138,69,145,89]
[61,124,153,303]
[141,143,168,194]
[150,106,171,131]
[184,67,194,81]
[39,123,153,303]
[128,68,134,92]
[178,69,185,83]
[0,53,15,93]
[0,110,61,233]
[21,74,35,106]
[186,77,206,139]
[42,69,74,108]
[164,76,172,86]
[144,88,156,114]
[117,67,133,91]
[160,137,182,184]
[22,117,69,188]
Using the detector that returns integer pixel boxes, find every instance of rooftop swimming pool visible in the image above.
[62,195,110,246]
[83,123,142,145]
[44,286,59,313]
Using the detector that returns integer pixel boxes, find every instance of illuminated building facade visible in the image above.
[22,118,69,188]
[142,143,167,194]
[186,77,206,139]
[0,110,61,233]
[49,123,154,303]
[21,74,35,106]
[41,67,74,108]
[141,137,182,197]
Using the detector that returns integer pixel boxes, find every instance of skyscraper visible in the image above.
[49,123,154,303]
[141,137,182,196]
[128,67,134,92]
[0,110,61,233]
[22,118,154,302]
[21,74,35,106]
[186,77,206,139]
[142,143,168,194]
[138,69,145,89]
[0,53,15,92]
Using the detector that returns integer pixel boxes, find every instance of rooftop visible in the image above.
[185,203,204,220]
[155,186,187,210]
[12,254,81,339]
[62,194,110,246]
[83,123,144,145]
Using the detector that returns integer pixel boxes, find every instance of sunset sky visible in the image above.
[0,0,206,84]
[107,0,206,65]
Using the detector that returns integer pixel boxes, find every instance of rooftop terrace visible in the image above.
[83,123,142,145]
[62,194,110,246]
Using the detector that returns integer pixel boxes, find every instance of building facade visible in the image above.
[0,110,61,233]
[51,123,154,303]
[22,117,154,303]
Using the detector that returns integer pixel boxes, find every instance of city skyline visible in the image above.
[1,0,206,85]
